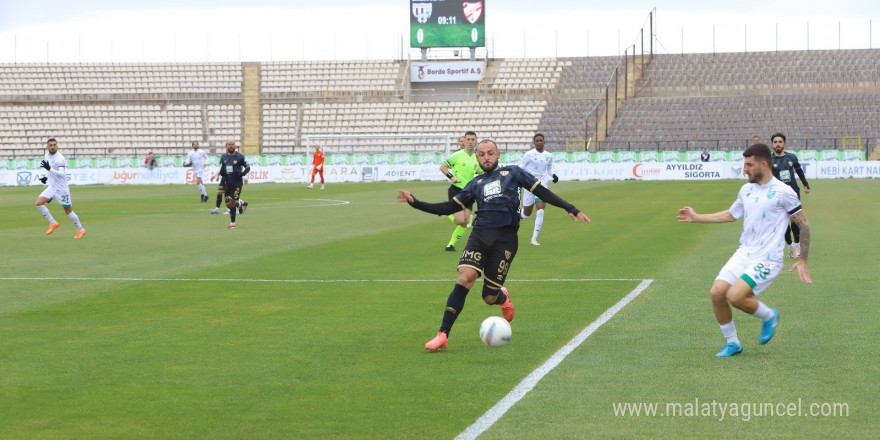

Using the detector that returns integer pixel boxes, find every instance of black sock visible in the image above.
[791,222,800,243]
[215,194,222,208]
[440,283,470,335]
[784,225,793,245]
[486,284,507,305]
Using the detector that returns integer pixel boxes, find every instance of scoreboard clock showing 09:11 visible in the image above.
[411,1,485,48]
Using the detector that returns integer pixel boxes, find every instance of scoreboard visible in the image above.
[410,1,485,48]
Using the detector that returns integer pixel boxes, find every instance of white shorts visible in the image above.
[522,182,547,207]
[40,186,72,208]
[715,248,782,295]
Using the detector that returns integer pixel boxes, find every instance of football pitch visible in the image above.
[0,179,876,439]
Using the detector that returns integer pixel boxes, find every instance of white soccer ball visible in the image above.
[479,316,512,347]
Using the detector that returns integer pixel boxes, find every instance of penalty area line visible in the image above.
[454,278,654,440]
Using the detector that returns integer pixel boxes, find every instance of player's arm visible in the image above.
[532,184,590,223]
[677,207,736,223]
[397,190,463,216]
[41,160,66,177]
[788,209,812,283]
[792,158,810,192]
[440,161,459,183]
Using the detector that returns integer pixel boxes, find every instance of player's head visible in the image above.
[752,135,761,145]
[770,133,786,154]
[225,139,236,154]
[458,136,465,150]
[315,145,322,152]
[192,141,199,149]
[533,133,545,152]
[742,143,773,184]
[476,139,500,172]
[46,138,58,154]
[464,131,477,152]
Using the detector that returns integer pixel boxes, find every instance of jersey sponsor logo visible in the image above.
[461,250,482,262]
[482,180,501,199]
[500,171,509,176]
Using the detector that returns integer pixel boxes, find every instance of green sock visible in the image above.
[448,214,456,223]
[447,225,467,247]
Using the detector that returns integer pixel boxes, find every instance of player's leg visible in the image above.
[53,190,84,238]
[307,167,316,188]
[730,260,781,344]
[225,185,240,227]
[212,180,224,213]
[530,200,547,245]
[521,190,536,219]
[479,228,518,321]
[196,175,207,201]
[790,190,802,257]
[446,207,471,250]
[319,168,325,188]
[426,233,486,351]
[35,190,60,234]
[712,257,743,356]
[63,206,86,238]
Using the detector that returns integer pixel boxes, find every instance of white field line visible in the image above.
[454,278,654,440]
[0,275,651,437]
[0,277,646,283]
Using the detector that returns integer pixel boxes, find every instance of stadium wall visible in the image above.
[1,155,874,186]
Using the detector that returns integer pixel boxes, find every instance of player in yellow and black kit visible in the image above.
[770,133,811,258]
[398,139,592,351]
[218,139,250,229]
[439,131,479,251]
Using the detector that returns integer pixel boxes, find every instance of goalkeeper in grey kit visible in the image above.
[397,139,591,351]
[218,139,250,229]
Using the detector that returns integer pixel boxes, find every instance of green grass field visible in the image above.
[0,179,877,439]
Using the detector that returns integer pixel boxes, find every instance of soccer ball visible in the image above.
[479,316,512,347]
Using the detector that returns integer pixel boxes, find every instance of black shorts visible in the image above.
[448,185,474,211]
[458,226,518,288]
[224,181,242,203]
[217,176,227,192]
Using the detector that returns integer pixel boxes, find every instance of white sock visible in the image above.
[37,205,56,224]
[719,321,740,344]
[198,183,206,196]
[520,210,528,219]
[752,301,774,321]
[532,209,544,241]
[67,211,83,230]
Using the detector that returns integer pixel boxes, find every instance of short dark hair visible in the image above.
[743,143,772,164]
[533,133,544,140]
[464,131,477,137]
[192,141,199,146]
[478,139,498,149]
[770,132,786,143]
[47,138,56,143]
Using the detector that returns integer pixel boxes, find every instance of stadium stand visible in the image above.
[1,49,878,158]
[602,49,880,151]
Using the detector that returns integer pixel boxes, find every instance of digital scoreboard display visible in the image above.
[410,1,485,48]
